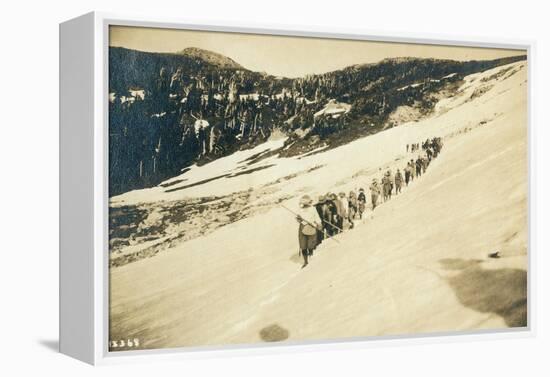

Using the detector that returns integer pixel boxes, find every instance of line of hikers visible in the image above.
[294,136,443,268]
[406,138,440,154]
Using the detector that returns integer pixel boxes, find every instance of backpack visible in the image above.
[301,224,317,236]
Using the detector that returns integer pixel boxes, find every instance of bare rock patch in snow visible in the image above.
[259,324,290,342]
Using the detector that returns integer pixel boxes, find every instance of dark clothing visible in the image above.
[416,160,422,176]
[382,176,392,201]
[348,196,358,221]
[314,203,324,223]
[301,248,309,266]
[336,215,344,233]
[315,202,327,220]
[315,203,326,244]
[325,200,339,235]
[357,192,366,218]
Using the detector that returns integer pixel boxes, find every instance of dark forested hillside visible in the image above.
[108,46,525,196]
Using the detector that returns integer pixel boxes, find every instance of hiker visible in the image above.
[388,169,394,195]
[296,195,322,268]
[406,144,409,153]
[382,171,392,202]
[416,157,422,177]
[338,192,350,229]
[426,147,433,162]
[315,195,330,244]
[325,193,339,236]
[438,138,443,152]
[409,160,416,181]
[357,188,366,219]
[434,137,442,156]
[369,179,380,210]
[404,164,411,186]
[332,193,344,233]
[381,175,388,202]
[395,169,403,194]
[422,155,428,173]
[348,191,357,228]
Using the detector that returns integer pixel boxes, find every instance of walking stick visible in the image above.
[280,204,341,244]
[323,219,345,234]
[281,204,345,233]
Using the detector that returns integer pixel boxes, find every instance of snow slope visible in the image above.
[109,61,527,350]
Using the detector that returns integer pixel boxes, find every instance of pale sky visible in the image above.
[110,25,526,78]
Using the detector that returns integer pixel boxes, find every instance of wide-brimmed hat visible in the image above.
[318,195,326,203]
[359,188,364,192]
[299,195,313,207]
[329,193,337,200]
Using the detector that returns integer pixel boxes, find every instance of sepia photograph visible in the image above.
[107,25,528,352]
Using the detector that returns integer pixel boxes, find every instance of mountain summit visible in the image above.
[178,47,243,69]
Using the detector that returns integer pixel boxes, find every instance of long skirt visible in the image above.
[358,201,365,215]
[298,224,318,250]
[371,194,378,209]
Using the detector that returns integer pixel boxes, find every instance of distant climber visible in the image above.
[395,168,403,194]
[348,191,357,228]
[382,171,392,202]
[416,157,423,177]
[357,188,366,219]
[315,195,330,244]
[338,192,350,229]
[370,179,381,210]
[325,193,339,236]
[404,163,412,186]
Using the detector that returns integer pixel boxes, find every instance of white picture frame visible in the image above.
[59,11,536,365]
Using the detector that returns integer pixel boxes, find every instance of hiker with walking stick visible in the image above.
[295,195,322,268]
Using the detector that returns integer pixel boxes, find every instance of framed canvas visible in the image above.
[59,12,535,365]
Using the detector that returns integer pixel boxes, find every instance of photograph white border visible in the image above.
[83,11,536,365]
